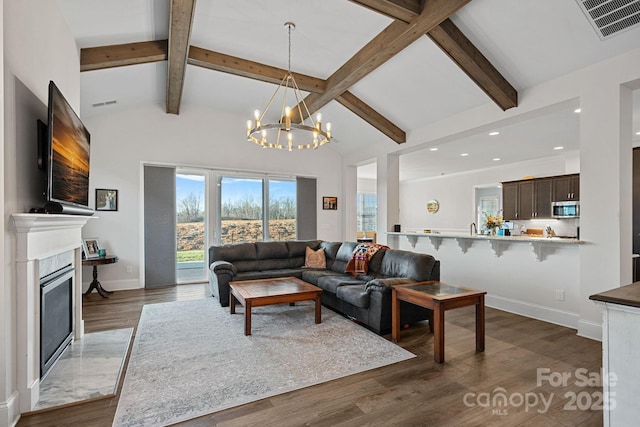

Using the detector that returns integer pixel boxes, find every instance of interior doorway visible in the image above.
[475,185,502,234]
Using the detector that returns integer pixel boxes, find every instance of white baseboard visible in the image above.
[486,294,580,330]
[577,319,602,341]
[81,279,142,293]
[0,391,19,427]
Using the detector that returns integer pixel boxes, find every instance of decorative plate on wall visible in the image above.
[426,200,439,213]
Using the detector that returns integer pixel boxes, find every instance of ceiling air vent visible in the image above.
[576,0,640,40]
[91,100,118,108]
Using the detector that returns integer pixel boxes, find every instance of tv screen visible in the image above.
[47,80,91,210]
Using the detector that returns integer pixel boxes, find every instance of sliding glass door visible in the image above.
[144,166,314,286]
[176,170,207,283]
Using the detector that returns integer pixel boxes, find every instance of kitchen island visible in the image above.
[385,231,581,331]
[387,231,581,261]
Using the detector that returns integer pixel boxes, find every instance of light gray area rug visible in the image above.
[36,328,133,410]
[113,298,414,426]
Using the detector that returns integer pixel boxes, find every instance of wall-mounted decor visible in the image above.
[323,196,338,210]
[96,188,118,211]
[82,238,102,259]
[426,199,439,213]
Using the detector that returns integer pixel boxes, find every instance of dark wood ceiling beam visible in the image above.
[349,0,517,110]
[427,19,517,110]
[348,0,422,23]
[188,46,327,93]
[166,0,197,115]
[337,92,405,143]
[188,45,406,143]
[80,40,168,72]
[291,0,471,122]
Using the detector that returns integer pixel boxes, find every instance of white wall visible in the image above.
[2,1,80,425]
[81,105,344,291]
[399,155,573,232]
[357,177,376,193]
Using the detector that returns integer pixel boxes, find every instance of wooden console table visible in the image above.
[392,281,486,363]
[82,255,118,298]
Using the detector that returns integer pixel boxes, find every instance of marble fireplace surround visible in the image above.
[11,214,93,413]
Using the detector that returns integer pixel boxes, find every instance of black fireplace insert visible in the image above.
[40,264,74,378]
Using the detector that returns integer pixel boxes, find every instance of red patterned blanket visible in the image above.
[345,243,389,276]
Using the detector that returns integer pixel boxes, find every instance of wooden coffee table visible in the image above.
[392,281,486,363]
[229,277,323,336]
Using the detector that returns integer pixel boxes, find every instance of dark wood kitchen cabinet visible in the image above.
[502,182,518,220]
[501,177,554,220]
[535,178,553,218]
[518,180,535,220]
[552,174,579,201]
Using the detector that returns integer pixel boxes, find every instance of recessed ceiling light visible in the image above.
[489,131,500,136]
[461,153,469,157]
[554,146,564,150]
[430,147,438,151]
[493,158,501,161]
[574,108,581,113]
[636,131,640,136]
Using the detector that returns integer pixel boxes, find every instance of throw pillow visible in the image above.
[303,247,326,269]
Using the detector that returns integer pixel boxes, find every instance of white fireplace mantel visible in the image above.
[11,213,93,413]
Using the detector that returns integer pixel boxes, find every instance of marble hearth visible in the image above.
[11,214,93,413]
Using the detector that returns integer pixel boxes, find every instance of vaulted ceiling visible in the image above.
[57,0,640,176]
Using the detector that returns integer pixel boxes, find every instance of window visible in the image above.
[268,179,296,241]
[219,176,296,243]
[357,193,377,233]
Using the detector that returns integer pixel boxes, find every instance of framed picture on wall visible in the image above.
[82,238,102,259]
[96,188,118,211]
[323,196,338,210]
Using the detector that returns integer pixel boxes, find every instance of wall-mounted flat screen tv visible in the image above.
[42,80,93,215]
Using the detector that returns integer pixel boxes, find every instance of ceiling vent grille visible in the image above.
[576,0,640,39]
[91,100,118,108]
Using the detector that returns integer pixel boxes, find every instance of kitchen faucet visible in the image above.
[470,222,478,235]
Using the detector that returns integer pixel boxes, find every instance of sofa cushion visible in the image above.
[316,275,366,294]
[336,284,370,308]
[301,269,342,285]
[330,242,359,273]
[365,248,387,275]
[256,241,289,260]
[318,241,341,270]
[380,250,439,281]
[303,247,326,269]
[287,240,321,258]
[209,242,257,263]
[233,269,304,282]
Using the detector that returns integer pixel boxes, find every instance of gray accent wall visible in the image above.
[143,165,177,287]
[296,177,317,240]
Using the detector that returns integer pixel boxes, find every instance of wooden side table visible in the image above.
[82,255,118,298]
[392,281,486,363]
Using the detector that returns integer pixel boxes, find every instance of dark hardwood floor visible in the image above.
[18,283,603,426]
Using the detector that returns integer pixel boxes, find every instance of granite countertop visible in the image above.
[590,282,640,308]
[386,231,581,244]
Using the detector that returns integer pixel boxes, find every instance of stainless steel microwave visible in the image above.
[552,201,579,218]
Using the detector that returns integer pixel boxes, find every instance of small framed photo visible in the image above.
[323,196,338,210]
[96,188,118,211]
[82,238,102,259]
